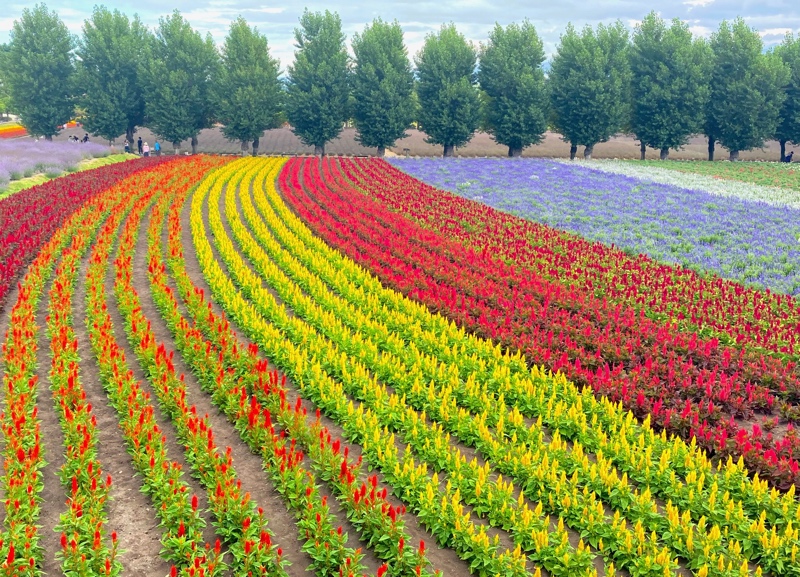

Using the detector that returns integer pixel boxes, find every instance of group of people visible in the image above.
[68,133,90,143]
[123,136,161,157]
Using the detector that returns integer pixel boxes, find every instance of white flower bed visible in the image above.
[553,159,800,208]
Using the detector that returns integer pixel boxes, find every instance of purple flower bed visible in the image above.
[389,157,800,295]
[0,139,110,187]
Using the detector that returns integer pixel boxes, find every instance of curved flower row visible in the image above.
[275,157,800,574]
[0,157,162,306]
[46,198,120,575]
[188,159,436,577]
[305,157,800,488]
[83,159,224,575]
[147,177,369,577]
[0,164,144,574]
[107,156,292,576]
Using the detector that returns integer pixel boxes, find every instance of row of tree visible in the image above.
[2,4,799,160]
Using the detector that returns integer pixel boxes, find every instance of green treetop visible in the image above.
[549,22,630,160]
[286,10,350,156]
[479,20,548,157]
[214,17,283,156]
[351,18,415,157]
[415,24,480,157]
[78,7,149,144]
[5,4,74,140]
[139,10,219,154]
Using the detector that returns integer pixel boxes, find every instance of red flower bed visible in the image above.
[277,156,800,489]
[0,156,166,307]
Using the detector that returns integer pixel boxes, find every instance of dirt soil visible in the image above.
[48,125,788,161]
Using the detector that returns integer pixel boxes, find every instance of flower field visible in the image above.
[1,155,799,576]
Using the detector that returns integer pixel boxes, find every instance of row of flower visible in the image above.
[0,123,27,139]
[311,157,800,488]
[265,156,800,575]
[0,156,161,307]
[389,158,800,295]
[186,158,440,576]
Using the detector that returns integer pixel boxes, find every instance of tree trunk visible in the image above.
[173,142,180,155]
[443,144,455,157]
[252,137,259,157]
[583,145,594,160]
[729,150,739,162]
[707,138,715,161]
[640,141,646,160]
[126,127,135,147]
[191,135,198,155]
[781,139,787,162]
[45,135,53,142]
[509,146,523,157]
[240,140,249,156]
[569,143,577,160]
[377,145,386,157]
[314,144,325,156]
[660,147,669,160]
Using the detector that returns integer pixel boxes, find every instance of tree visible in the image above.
[707,18,788,161]
[630,13,711,160]
[0,44,10,118]
[549,22,630,160]
[415,24,480,157]
[4,4,74,140]
[139,11,219,154]
[478,21,548,157]
[775,34,800,161]
[214,17,282,156]
[286,10,350,156]
[351,18,415,157]
[78,7,149,144]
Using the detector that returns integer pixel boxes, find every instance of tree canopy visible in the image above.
[775,33,800,160]
[139,10,219,153]
[78,7,149,143]
[549,22,631,159]
[286,10,350,155]
[351,18,415,156]
[5,4,74,139]
[214,17,283,156]
[629,12,711,159]
[478,21,548,157]
[415,24,481,157]
[707,18,788,160]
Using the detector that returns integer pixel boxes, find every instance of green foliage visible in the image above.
[0,44,11,116]
[630,13,711,155]
[415,24,480,156]
[775,33,800,149]
[708,18,789,156]
[214,17,283,154]
[139,10,219,150]
[78,7,149,143]
[286,10,350,154]
[549,22,631,156]
[5,4,74,138]
[478,21,548,156]
[351,18,415,155]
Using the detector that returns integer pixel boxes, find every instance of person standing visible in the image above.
[124,140,130,154]
[154,140,161,156]
[137,137,143,155]
[142,141,150,157]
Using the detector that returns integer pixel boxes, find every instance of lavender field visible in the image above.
[389,157,800,295]
[0,139,110,189]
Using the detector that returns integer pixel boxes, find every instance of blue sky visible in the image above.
[1,1,797,69]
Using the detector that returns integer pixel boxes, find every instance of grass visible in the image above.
[622,158,800,191]
[0,153,137,200]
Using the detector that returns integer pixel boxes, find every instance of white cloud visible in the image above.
[684,0,715,7]
[760,27,792,37]
[688,25,713,37]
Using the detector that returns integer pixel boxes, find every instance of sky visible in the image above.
[1,0,798,69]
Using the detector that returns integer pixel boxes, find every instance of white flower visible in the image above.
[552,159,800,208]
